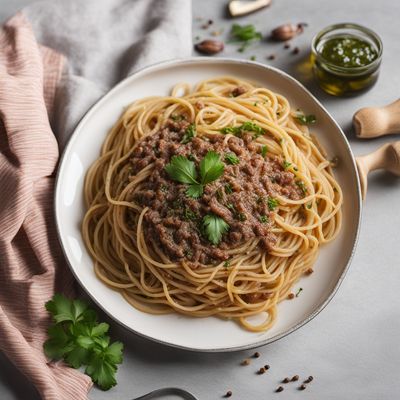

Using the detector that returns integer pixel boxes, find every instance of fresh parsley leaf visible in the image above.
[231,24,262,52]
[259,215,269,223]
[202,214,230,245]
[220,121,265,139]
[44,294,123,391]
[181,124,196,144]
[295,113,316,125]
[267,197,279,211]
[165,155,199,185]
[283,160,292,170]
[224,260,231,268]
[261,145,268,158]
[165,152,224,199]
[199,151,224,184]
[225,152,240,165]
[186,184,203,198]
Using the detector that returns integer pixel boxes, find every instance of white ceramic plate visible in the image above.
[55,58,362,352]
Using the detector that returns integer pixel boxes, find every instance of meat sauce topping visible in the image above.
[129,120,303,266]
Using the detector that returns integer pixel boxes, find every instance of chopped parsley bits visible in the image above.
[224,260,231,268]
[283,160,292,170]
[181,124,196,144]
[259,215,269,223]
[225,152,240,165]
[267,197,279,211]
[295,112,316,125]
[261,145,268,158]
[296,180,307,195]
[221,121,265,139]
[225,183,233,194]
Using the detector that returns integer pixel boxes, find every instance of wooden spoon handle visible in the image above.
[229,0,272,17]
[353,99,400,139]
[356,141,400,199]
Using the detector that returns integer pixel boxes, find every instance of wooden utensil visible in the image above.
[356,141,400,199]
[229,0,272,17]
[353,99,400,139]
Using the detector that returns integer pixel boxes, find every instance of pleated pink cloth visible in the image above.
[0,13,92,400]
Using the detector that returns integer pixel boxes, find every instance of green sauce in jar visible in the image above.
[311,24,383,96]
[319,36,378,68]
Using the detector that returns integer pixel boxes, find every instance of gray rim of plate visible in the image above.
[54,57,363,353]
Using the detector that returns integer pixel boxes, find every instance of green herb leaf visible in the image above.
[186,184,203,198]
[259,215,269,223]
[267,197,279,211]
[202,214,230,245]
[200,151,224,184]
[181,124,196,144]
[225,152,240,165]
[44,294,123,391]
[220,121,264,139]
[261,145,268,158]
[231,24,262,51]
[295,113,316,125]
[224,260,231,268]
[283,160,292,170]
[295,287,303,297]
[296,180,307,195]
[165,155,199,185]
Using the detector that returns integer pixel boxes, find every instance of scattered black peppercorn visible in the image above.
[225,390,232,398]
[299,384,307,391]
[288,293,295,299]
[264,365,270,370]
[241,359,250,366]
[292,375,299,382]
[304,376,314,383]
[208,19,213,25]
[258,367,266,374]
[276,386,284,393]
[253,352,260,358]
[284,42,290,49]
[282,377,290,383]
[306,268,314,275]
[292,47,300,55]
[268,54,276,60]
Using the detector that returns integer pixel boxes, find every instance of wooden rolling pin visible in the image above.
[353,99,400,138]
[356,141,400,199]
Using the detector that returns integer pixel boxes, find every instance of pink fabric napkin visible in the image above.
[0,13,92,400]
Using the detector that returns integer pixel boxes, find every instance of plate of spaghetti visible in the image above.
[55,58,361,351]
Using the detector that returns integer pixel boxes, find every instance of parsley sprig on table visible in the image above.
[230,24,262,52]
[165,151,224,198]
[43,294,123,391]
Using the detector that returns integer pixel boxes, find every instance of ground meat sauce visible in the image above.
[129,120,303,265]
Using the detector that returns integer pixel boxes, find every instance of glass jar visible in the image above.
[311,23,383,96]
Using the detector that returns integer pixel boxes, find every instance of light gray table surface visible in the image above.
[1,1,400,399]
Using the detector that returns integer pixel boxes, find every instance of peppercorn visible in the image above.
[284,43,290,49]
[258,367,266,374]
[264,364,270,370]
[282,377,290,383]
[299,384,307,390]
[306,268,314,275]
[304,375,314,383]
[288,293,295,299]
[291,375,299,381]
[241,359,251,366]
[225,390,232,397]
[253,352,260,358]
[276,386,284,393]
[268,54,276,60]
[292,47,300,55]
